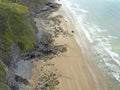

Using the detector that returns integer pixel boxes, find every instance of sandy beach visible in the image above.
[27,1,109,90]
[50,2,108,90]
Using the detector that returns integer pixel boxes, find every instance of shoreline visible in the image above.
[57,1,120,90]
[51,1,109,90]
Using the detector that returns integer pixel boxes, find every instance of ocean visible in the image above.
[59,0,120,89]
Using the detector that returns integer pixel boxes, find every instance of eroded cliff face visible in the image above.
[0,0,63,90]
[0,0,36,89]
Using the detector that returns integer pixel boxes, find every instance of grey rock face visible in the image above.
[14,60,33,79]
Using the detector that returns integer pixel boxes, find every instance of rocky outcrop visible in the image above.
[35,2,61,14]
[20,32,67,61]
[15,75,29,85]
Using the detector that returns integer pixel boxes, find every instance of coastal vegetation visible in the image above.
[0,1,36,63]
[0,0,35,89]
[15,0,48,11]
[0,60,11,90]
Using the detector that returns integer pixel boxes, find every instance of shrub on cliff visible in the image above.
[0,60,11,90]
[0,2,36,89]
[16,0,48,11]
[0,3,36,63]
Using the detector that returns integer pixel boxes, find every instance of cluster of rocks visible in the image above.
[35,2,61,14]
[20,32,67,61]
[15,75,29,85]
[34,72,59,90]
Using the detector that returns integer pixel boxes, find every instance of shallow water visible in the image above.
[60,0,120,89]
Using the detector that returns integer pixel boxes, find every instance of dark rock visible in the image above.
[46,2,61,8]
[20,52,32,60]
[15,75,23,82]
[15,75,29,85]
[45,83,48,87]
[71,31,74,33]
[11,86,19,90]
[35,2,61,14]
[22,79,29,85]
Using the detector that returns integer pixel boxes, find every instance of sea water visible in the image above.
[59,0,120,89]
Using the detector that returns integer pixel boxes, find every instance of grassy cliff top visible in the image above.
[0,2,36,62]
[0,1,36,89]
[0,3,29,14]
[17,0,48,10]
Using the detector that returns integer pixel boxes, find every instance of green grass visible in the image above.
[0,0,9,2]
[0,1,36,89]
[0,82,11,90]
[0,0,15,2]
[17,0,48,10]
[0,61,6,78]
[0,2,28,14]
[0,1,35,55]
[0,3,36,59]
[0,60,11,90]
[8,3,29,14]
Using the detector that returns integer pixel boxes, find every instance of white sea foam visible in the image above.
[87,25,120,81]
[60,0,120,83]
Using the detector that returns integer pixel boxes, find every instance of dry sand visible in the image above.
[50,4,108,90]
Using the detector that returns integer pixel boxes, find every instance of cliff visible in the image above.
[0,0,63,90]
[0,0,36,89]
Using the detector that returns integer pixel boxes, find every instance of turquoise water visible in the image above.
[60,0,120,89]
